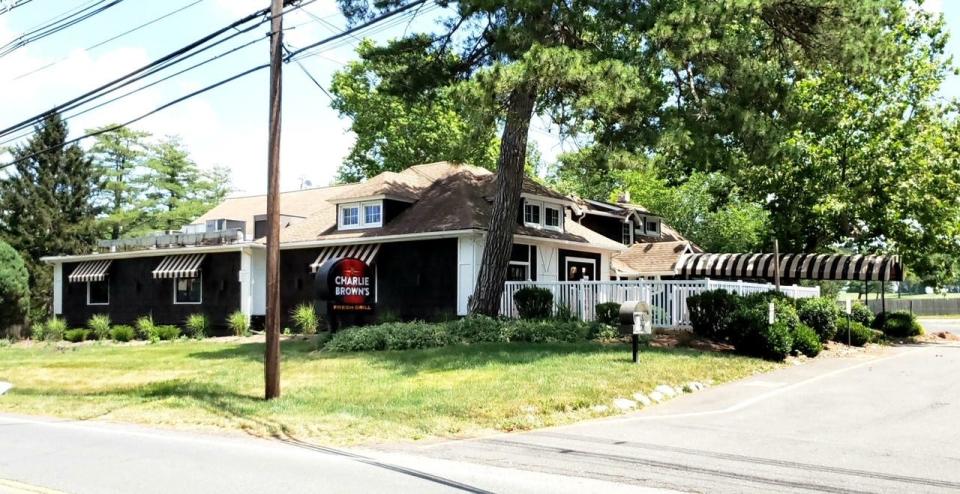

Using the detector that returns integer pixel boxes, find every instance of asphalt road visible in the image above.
[387,343,960,493]
[920,317,960,334]
[2,343,958,494]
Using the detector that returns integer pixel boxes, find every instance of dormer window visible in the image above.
[544,206,562,230]
[647,221,659,233]
[339,201,383,230]
[523,202,541,226]
[622,222,633,245]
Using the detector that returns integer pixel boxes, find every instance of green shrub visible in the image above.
[44,317,67,341]
[87,314,111,340]
[184,314,209,339]
[325,325,391,352]
[836,319,881,346]
[0,240,29,335]
[687,289,739,340]
[155,325,181,341]
[796,297,840,341]
[850,302,874,326]
[383,322,450,350]
[791,323,822,357]
[291,303,320,335]
[135,316,157,341]
[30,321,45,341]
[110,325,135,342]
[876,310,923,338]
[594,302,621,326]
[513,287,553,320]
[227,311,250,337]
[510,319,589,343]
[587,321,619,341]
[553,303,577,322]
[0,338,9,348]
[729,306,793,361]
[447,315,510,344]
[63,328,90,343]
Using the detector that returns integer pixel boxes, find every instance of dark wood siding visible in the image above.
[558,249,602,281]
[61,253,241,331]
[375,238,458,321]
[279,247,321,328]
[580,215,624,245]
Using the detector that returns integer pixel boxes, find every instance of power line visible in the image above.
[0,0,127,58]
[11,0,208,82]
[0,0,34,16]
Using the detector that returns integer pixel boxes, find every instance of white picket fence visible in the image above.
[500,279,820,327]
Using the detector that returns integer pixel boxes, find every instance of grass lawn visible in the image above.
[0,339,777,444]
[838,292,960,301]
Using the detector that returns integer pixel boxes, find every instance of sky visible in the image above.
[0,0,956,197]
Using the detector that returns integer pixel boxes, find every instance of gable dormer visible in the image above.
[519,194,569,233]
[334,195,415,230]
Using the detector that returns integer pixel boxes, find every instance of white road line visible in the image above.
[603,346,931,423]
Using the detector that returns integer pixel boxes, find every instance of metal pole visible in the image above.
[632,334,639,363]
[264,0,283,400]
[881,280,886,314]
[773,239,781,292]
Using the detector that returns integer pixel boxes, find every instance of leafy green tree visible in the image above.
[0,113,99,318]
[330,39,500,182]
[0,239,29,338]
[338,0,883,314]
[88,125,151,239]
[139,136,230,231]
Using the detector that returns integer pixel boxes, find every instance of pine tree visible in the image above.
[88,125,151,239]
[0,113,99,319]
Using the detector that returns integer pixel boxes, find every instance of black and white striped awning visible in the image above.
[152,254,206,279]
[309,244,380,273]
[67,260,112,283]
[677,253,903,281]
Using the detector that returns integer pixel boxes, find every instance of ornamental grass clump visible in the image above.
[185,314,209,339]
[227,311,249,337]
[110,325,135,342]
[291,303,320,335]
[87,314,111,340]
[44,317,67,341]
[135,316,157,342]
[155,325,181,341]
[63,328,90,343]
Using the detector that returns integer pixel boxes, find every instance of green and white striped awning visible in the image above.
[152,254,206,279]
[676,253,903,282]
[68,260,112,283]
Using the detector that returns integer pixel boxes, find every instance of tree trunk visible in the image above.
[469,83,537,316]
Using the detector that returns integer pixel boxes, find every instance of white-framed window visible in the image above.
[523,202,541,226]
[339,201,383,229]
[174,275,202,304]
[621,222,633,245]
[507,261,529,281]
[87,281,109,305]
[544,206,562,230]
[364,203,382,225]
[341,206,359,227]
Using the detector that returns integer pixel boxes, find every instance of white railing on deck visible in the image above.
[500,279,820,327]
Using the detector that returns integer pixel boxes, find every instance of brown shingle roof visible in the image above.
[612,241,692,276]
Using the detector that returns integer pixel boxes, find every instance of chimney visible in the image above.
[617,191,631,204]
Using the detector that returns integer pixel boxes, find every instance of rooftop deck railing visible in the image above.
[96,228,247,252]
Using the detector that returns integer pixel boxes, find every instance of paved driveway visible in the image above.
[386,343,960,493]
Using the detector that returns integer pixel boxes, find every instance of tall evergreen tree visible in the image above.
[0,113,99,318]
[88,125,151,239]
[139,136,230,231]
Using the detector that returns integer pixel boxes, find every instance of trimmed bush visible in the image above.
[687,289,740,340]
[185,314,209,339]
[513,287,553,320]
[876,310,923,338]
[135,316,157,341]
[87,314,111,340]
[595,302,621,326]
[791,323,822,357]
[850,302,874,326]
[227,311,250,337]
[0,240,29,336]
[110,325,135,342]
[324,324,391,352]
[44,317,67,341]
[447,315,509,344]
[587,321,619,341]
[796,297,840,341]
[836,319,881,346]
[64,328,90,343]
[155,325,181,341]
[291,303,320,335]
[383,322,450,350]
[729,306,793,361]
[511,319,589,343]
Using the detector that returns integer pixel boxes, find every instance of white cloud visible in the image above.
[919,0,943,13]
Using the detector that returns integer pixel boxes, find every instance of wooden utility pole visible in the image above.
[264,0,283,400]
